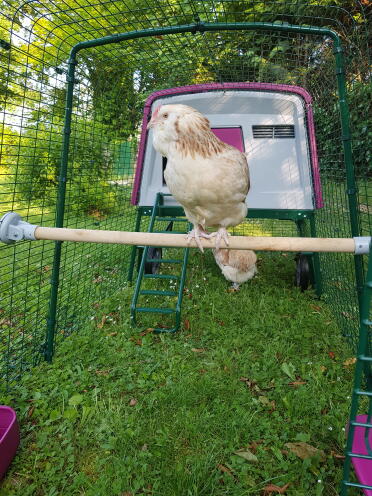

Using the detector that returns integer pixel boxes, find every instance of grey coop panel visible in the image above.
[138,90,314,210]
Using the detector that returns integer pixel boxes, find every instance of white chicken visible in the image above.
[212,248,257,290]
[147,104,250,251]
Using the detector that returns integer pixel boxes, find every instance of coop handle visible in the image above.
[0,212,370,254]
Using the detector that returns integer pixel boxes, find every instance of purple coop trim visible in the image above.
[0,406,20,479]
[131,82,323,208]
[351,415,372,495]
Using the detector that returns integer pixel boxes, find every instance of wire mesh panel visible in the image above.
[0,1,370,390]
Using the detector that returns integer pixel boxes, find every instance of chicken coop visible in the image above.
[129,82,324,312]
[0,1,371,493]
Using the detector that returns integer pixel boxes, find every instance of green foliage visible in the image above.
[314,81,372,177]
[3,116,119,213]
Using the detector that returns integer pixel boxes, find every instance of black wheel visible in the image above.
[144,246,162,274]
[144,221,173,274]
[294,253,310,291]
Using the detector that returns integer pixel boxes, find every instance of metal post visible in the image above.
[332,38,364,309]
[44,52,77,362]
[127,208,143,282]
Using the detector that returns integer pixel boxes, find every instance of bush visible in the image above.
[314,81,371,178]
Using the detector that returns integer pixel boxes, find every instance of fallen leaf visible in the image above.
[42,265,51,272]
[328,351,336,359]
[341,311,353,320]
[285,442,325,460]
[330,450,345,460]
[140,328,154,336]
[248,439,264,453]
[234,448,258,463]
[27,406,35,418]
[107,332,118,337]
[310,304,322,313]
[93,275,103,284]
[95,369,110,376]
[0,318,14,327]
[262,482,290,494]
[288,380,307,387]
[319,365,327,373]
[184,319,191,330]
[359,204,372,214]
[191,348,206,353]
[97,316,107,329]
[141,444,148,451]
[199,369,207,374]
[129,398,137,407]
[281,362,296,380]
[343,357,357,367]
[258,396,276,410]
[217,464,234,477]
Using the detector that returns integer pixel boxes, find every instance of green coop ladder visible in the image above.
[341,241,372,494]
[130,193,190,333]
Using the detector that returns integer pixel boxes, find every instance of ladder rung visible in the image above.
[347,452,372,460]
[143,274,179,280]
[156,217,188,222]
[359,355,372,361]
[356,390,372,397]
[343,481,372,490]
[350,420,372,428]
[146,258,183,264]
[136,307,176,314]
[153,327,177,333]
[140,290,177,296]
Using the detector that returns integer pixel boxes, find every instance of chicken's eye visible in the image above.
[163,113,168,119]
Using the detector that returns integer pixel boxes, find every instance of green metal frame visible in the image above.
[341,241,372,494]
[46,20,362,359]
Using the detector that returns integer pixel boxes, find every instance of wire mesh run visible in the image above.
[0,2,370,396]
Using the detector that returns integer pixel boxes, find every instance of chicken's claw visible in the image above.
[186,226,212,253]
[210,227,230,250]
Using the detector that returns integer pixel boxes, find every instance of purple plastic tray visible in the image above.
[351,414,372,495]
[0,406,20,479]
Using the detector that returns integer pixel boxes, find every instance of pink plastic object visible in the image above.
[0,406,20,479]
[211,127,245,153]
[351,415,372,495]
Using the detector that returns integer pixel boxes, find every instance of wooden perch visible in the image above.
[34,226,358,253]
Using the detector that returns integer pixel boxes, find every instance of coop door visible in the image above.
[211,126,245,152]
[161,126,245,185]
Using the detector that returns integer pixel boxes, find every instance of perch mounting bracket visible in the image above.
[353,237,371,255]
[0,212,37,244]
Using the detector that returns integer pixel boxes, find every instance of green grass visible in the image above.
[0,248,360,496]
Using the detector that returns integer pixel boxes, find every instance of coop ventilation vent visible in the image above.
[252,125,295,139]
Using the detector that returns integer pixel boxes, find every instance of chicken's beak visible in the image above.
[147,118,155,130]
